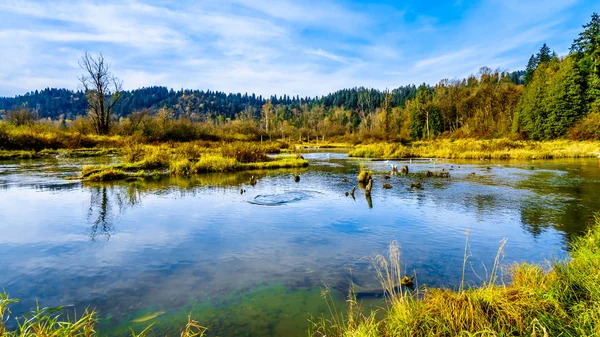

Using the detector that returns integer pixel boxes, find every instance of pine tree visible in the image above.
[537,43,552,64]
[571,13,600,113]
[514,63,551,139]
[544,56,585,138]
[524,55,537,86]
[571,13,600,56]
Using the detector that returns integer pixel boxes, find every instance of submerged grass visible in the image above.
[348,139,600,160]
[0,293,206,337]
[311,213,600,337]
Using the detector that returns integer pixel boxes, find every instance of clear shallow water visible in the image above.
[1,153,600,336]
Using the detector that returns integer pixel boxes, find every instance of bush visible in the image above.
[568,113,600,140]
[2,107,36,126]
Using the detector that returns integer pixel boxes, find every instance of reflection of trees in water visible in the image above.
[518,173,600,241]
[87,184,144,242]
[88,186,113,242]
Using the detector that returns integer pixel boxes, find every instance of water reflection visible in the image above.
[1,155,599,337]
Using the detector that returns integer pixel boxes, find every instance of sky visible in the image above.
[0,0,597,97]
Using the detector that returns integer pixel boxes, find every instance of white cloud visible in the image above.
[0,0,592,97]
[306,48,354,64]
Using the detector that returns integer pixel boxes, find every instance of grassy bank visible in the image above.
[77,141,308,181]
[348,139,600,160]
[0,123,125,151]
[311,213,600,337]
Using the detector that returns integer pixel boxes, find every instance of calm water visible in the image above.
[1,152,600,336]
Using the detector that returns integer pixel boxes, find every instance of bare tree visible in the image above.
[79,52,122,135]
[4,105,37,126]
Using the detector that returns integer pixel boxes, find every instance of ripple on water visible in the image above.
[249,190,323,206]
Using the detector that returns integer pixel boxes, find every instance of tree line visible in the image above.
[1,13,598,141]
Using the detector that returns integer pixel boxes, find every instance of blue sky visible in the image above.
[0,0,597,97]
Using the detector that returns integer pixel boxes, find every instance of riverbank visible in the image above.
[312,213,600,337]
[348,139,600,160]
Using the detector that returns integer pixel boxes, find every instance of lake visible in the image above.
[1,151,599,336]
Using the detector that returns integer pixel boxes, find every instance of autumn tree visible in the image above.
[79,52,122,135]
[3,105,36,126]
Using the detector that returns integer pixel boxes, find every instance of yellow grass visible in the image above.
[348,139,600,160]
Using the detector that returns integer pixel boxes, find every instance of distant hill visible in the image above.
[0,70,524,120]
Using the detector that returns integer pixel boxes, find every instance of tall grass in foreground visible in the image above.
[0,294,206,337]
[348,139,600,159]
[311,213,600,337]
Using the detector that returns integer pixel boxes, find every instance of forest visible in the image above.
[0,14,598,143]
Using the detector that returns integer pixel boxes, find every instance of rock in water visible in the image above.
[401,275,415,287]
[294,175,300,182]
[383,183,392,189]
[401,165,409,174]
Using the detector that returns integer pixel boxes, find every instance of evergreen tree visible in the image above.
[524,55,537,86]
[514,63,551,139]
[543,56,585,138]
[571,13,600,56]
[571,13,600,113]
[537,43,552,64]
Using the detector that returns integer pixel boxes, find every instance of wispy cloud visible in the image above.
[306,48,355,64]
[0,0,596,96]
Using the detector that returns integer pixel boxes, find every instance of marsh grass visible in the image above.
[0,148,119,161]
[77,142,306,181]
[349,143,410,159]
[0,123,124,151]
[348,139,600,160]
[312,213,600,337]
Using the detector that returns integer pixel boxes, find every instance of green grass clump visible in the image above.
[78,143,308,181]
[313,214,600,337]
[0,292,206,337]
[0,150,37,160]
[0,148,118,161]
[243,156,308,170]
[348,143,410,158]
[84,167,128,182]
[191,154,239,173]
[219,141,282,162]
